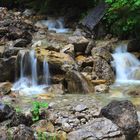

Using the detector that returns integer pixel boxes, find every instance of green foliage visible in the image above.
[15,107,22,113]
[104,0,140,38]
[37,132,56,140]
[31,101,48,122]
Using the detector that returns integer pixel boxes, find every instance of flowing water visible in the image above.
[40,17,69,33]
[12,50,50,95]
[112,44,140,84]
[96,44,140,120]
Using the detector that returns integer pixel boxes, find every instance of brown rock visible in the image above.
[93,56,115,84]
[65,70,94,93]
[68,36,89,53]
[0,82,12,95]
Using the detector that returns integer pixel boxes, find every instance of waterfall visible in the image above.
[43,58,50,85]
[112,44,140,84]
[40,17,69,33]
[12,50,50,95]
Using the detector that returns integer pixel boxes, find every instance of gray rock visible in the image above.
[95,84,109,93]
[62,122,72,132]
[68,36,89,53]
[101,100,139,139]
[9,124,35,140]
[74,104,88,112]
[68,117,122,140]
[0,103,15,122]
[92,45,113,63]
[85,40,95,55]
[0,56,16,82]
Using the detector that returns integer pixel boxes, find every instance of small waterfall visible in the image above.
[40,17,69,33]
[12,50,50,94]
[43,57,50,85]
[30,51,38,86]
[112,44,140,83]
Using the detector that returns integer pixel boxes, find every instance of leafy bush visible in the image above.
[104,0,140,38]
[31,101,48,122]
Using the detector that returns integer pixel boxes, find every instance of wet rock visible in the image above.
[73,28,86,37]
[124,89,140,98]
[0,82,12,95]
[36,48,75,73]
[23,9,35,17]
[68,117,123,140]
[0,56,16,82]
[127,39,140,52]
[101,100,139,139]
[13,39,30,48]
[95,84,109,93]
[0,27,8,37]
[60,44,75,58]
[85,40,95,55]
[9,113,33,127]
[68,36,89,53]
[74,104,88,112]
[65,70,94,94]
[95,39,118,52]
[91,45,113,63]
[76,56,93,68]
[82,66,93,73]
[0,103,15,122]
[9,124,35,140]
[48,84,65,94]
[3,46,22,58]
[91,80,107,85]
[93,56,115,84]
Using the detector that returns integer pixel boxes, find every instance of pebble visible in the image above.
[62,122,72,132]
[74,104,87,112]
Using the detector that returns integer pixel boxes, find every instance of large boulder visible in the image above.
[101,100,139,139]
[35,48,75,74]
[93,56,115,84]
[8,124,35,140]
[65,70,94,94]
[92,45,113,63]
[68,117,124,140]
[0,56,16,82]
[68,36,89,53]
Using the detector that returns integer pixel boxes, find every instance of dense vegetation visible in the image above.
[0,0,140,38]
[105,0,140,38]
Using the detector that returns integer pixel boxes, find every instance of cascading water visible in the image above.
[12,50,50,95]
[43,57,50,85]
[112,44,140,84]
[40,17,69,33]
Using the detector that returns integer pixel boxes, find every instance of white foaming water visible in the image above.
[112,44,140,84]
[40,17,69,33]
[12,50,50,95]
